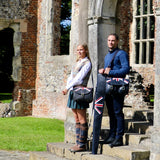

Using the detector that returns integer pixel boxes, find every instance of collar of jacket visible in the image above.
[108,47,119,53]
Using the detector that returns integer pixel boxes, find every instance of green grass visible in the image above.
[0,117,64,151]
[0,93,12,103]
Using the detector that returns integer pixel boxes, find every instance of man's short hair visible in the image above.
[108,33,119,40]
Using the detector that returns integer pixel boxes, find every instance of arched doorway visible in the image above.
[0,28,14,102]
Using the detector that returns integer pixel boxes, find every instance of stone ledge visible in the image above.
[46,142,150,160]
[103,145,150,160]
[29,151,68,160]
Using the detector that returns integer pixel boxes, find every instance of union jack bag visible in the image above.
[106,77,129,95]
[73,87,93,103]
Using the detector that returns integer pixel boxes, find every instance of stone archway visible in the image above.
[0,28,14,93]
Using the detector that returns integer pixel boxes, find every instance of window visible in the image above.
[133,0,154,64]
[60,0,71,55]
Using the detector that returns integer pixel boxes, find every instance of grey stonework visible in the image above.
[0,0,30,19]
[150,6,160,160]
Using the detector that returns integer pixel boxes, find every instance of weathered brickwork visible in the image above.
[14,0,37,116]
[117,0,133,53]
[0,0,30,19]
[0,0,37,116]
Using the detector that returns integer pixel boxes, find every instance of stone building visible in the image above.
[1,0,160,159]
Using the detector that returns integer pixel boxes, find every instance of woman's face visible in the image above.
[77,45,86,59]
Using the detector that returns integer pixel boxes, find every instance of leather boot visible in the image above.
[70,122,88,152]
[109,137,123,148]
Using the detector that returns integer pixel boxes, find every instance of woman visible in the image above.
[62,44,92,152]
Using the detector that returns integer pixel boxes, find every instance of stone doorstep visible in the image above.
[29,151,68,160]
[46,142,150,160]
[46,142,124,160]
[103,145,150,160]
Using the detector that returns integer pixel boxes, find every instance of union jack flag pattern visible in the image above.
[94,97,103,114]
[106,77,129,85]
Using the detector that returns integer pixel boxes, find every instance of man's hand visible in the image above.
[104,67,111,75]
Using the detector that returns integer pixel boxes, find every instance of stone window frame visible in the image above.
[0,19,24,82]
[132,0,155,65]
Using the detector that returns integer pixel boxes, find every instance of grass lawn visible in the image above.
[0,93,12,103]
[0,117,64,151]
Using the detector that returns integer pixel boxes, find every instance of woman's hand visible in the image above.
[99,68,111,75]
[62,89,68,95]
[99,68,105,74]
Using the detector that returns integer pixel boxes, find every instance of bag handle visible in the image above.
[108,49,120,68]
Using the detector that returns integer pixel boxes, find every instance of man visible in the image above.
[92,33,130,154]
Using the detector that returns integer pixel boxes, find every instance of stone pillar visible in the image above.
[78,0,88,44]
[150,6,160,160]
[87,0,117,124]
[64,0,89,144]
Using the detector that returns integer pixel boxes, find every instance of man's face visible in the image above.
[107,35,119,51]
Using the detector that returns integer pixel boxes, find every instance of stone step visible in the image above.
[124,133,150,145]
[88,133,150,149]
[123,108,153,123]
[29,151,68,160]
[46,142,123,160]
[29,151,122,160]
[81,154,123,160]
[89,124,151,146]
[125,120,152,134]
[103,145,150,160]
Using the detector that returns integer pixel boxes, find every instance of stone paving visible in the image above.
[0,150,29,160]
[0,150,68,160]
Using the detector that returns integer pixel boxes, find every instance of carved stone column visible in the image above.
[87,0,117,123]
[64,0,89,144]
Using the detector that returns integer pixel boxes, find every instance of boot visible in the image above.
[70,123,80,151]
[70,122,88,152]
[109,137,123,148]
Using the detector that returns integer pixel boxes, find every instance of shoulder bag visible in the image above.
[105,50,129,95]
[73,72,94,103]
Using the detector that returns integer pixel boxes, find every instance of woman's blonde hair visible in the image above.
[76,43,91,61]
